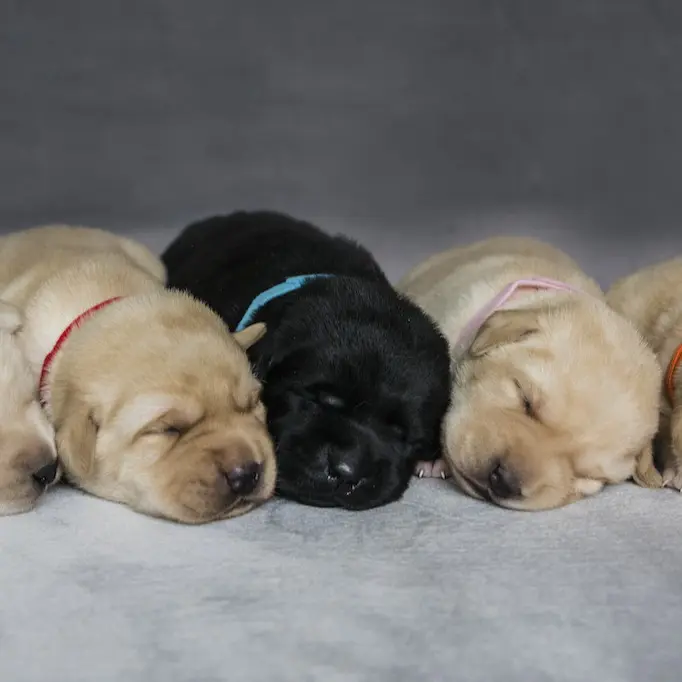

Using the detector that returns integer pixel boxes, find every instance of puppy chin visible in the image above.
[189,498,260,524]
[0,495,41,516]
[276,482,339,508]
[449,466,487,501]
[276,469,396,511]
[142,494,259,525]
[490,497,533,511]
[275,472,353,508]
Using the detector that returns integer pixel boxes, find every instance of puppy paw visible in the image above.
[662,408,682,491]
[414,459,450,479]
[632,441,664,489]
[662,467,682,492]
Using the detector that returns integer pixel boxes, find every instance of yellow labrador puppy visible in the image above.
[607,257,682,491]
[0,225,276,524]
[397,236,661,510]
[0,300,59,515]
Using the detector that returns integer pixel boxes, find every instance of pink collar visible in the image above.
[453,277,582,356]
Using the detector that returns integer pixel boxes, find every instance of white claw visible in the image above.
[440,471,446,480]
[418,470,424,478]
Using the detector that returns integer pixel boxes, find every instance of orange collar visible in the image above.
[38,297,123,407]
[665,342,682,404]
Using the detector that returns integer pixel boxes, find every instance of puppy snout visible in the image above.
[488,463,521,499]
[224,461,262,496]
[32,458,59,488]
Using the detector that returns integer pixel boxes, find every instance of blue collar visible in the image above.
[235,274,333,331]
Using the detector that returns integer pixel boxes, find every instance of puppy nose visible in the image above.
[225,461,262,496]
[330,457,362,485]
[32,459,59,488]
[488,463,521,499]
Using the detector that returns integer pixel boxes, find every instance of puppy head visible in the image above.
[253,282,452,510]
[51,294,276,524]
[446,300,661,510]
[0,301,59,516]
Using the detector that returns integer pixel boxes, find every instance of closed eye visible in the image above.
[318,391,345,409]
[385,413,406,439]
[310,385,346,410]
[140,413,199,440]
[514,380,537,420]
[138,423,188,441]
[162,425,184,437]
[388,422,406,439]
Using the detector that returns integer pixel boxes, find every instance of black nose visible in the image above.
[32,459,59,488]
[488,463,521,499]
[329,456,362,485]
[225,462,262,496]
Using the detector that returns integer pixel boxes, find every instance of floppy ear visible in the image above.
[233,322,266,349]
[54,392,98,483]
[0,300,22,334]
[632,439,663,488]
[469,309,539,357]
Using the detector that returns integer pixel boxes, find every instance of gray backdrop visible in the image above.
[1,3,681,682]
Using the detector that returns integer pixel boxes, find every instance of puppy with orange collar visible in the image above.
[0,225,276,523]
[398,236,662,510]
[607,258,682,490]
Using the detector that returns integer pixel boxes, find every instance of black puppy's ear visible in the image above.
[233,323,266,349]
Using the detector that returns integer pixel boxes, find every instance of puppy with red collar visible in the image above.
[608,257,682,491]
[398,236,661,510]
[0,225,275,523]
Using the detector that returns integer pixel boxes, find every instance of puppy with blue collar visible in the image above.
[162,211,452,510]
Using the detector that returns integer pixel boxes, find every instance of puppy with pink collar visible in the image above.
[398,236,661,510]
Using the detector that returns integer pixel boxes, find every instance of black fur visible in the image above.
[162,211,451,510]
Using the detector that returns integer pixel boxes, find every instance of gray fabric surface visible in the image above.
[1,2,681,681]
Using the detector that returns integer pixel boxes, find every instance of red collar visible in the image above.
[38,297,123,407]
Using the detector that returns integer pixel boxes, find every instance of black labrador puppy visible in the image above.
[162,211,451,510]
